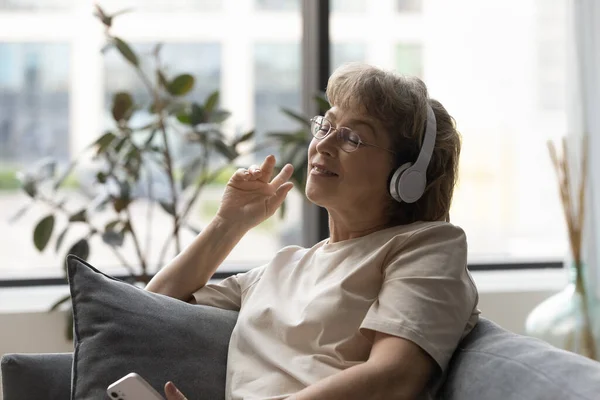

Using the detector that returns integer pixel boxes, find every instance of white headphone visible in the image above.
[389,102,437,204]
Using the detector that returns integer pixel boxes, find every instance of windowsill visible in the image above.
[471,268,566,293]
[0,269,567,314]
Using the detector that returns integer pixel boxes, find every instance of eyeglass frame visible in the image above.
[309,116,397,155]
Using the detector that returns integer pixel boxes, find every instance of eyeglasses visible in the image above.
[309,116,396,154]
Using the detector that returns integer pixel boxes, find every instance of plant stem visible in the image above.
[144,165,155,271]
[124,207,148,281]
[155,163,226,270]
[134,66,182,256]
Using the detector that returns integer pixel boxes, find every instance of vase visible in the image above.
[525,263,598,360]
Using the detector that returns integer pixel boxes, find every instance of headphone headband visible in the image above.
[389,101,437,204]
[413,103,437,171]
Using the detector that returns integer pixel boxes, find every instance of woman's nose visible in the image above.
[315,129,338,157]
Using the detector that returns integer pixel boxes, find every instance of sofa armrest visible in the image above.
[1,353,73,400]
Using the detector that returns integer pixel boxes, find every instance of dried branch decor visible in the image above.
[547,135,597,360]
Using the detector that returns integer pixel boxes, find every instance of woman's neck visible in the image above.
[327,214,391,243]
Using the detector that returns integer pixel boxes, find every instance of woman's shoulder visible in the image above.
[378,220,466,246]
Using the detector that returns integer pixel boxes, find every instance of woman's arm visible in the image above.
[145,215,248,301]
[288,331,434,400]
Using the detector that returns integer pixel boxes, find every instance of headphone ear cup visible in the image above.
[389,162,412,203]
[397,167,427,203]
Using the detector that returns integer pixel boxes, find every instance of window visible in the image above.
[395,44,423,78]
[331,43,366,70]
[0,43,70,163]
[0,0,77,11]
[397,0,422,13]
[0,1,304,280]
[0,0,571,284]
[255,0,297,11]
[331,0,568,264]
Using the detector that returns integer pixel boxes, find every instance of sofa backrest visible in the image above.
[438,317,600,400]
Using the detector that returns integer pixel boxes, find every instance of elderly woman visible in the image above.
[147,62,479,400]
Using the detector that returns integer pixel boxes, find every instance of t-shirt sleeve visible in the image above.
[192,265,266,311]
[359,223,478,373]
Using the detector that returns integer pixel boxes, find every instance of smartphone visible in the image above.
[107,372,165,400]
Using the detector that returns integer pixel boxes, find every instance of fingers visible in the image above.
[257,155,277,183]
[270,163,294,188]
[165,381,188,400]
[266,182,294,213]
[232,166,260,182]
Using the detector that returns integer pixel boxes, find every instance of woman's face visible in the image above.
[305,106,396,219]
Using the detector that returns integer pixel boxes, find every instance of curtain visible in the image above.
[568,0,600,298]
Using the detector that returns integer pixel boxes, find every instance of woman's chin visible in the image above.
[305,185,331,208]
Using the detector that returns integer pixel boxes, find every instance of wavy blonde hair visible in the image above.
[326,62,461,224]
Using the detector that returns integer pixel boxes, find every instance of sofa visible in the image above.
[3,256,600,399]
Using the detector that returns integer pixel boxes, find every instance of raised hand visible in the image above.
[216,155,294,231]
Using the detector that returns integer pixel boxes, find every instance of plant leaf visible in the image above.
[233,130,255,146]
[105,220,122,231]
[204,91,219,114]
[159,201,176,216]
[66,308,74,341]
[167,74,195,96]
[68,209,87,223]
[185,223,202,235]
[182,158,204,190]
[102,229,124,247]
[50,294,71,311]
[33,215,55,252]
[112,92,134,122]
[208,110,231,124]
[282,108,310,127]
[55,226,69,253]
[211,139,237,161]
[112,198,130,213]
[53,159,78,190]
[67,238,90,261]
[314,92,331,113]
[190,103,205,126]
[93,4,112,27]
[22,179,37,198]
[8,204,30,224]
[176,112,191,125]
[113,37,138,67]
[93,131,117,154]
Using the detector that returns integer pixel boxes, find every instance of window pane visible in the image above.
[331,0,366,13]
[0,0,77,11]
[99,0,222,12]
[395,44,423,78]
[254,43,301,160]
[397,0,422,13]
[331,1,568,264]
[0,4,305,280]
[104,42,221,116]
[0,43,70,277]
[255,0,298,11]
[331,42,367,70]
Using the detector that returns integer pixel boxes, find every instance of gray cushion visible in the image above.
[1,353,73,400]
[439,318,600,400]
[67,255,238,400]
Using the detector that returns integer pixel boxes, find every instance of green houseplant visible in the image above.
[267,93,330,199]
[11,6,257,337]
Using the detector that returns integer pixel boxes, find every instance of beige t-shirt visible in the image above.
[193,221,479,400]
